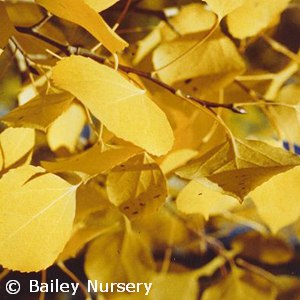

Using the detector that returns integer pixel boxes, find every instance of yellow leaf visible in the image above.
[121,223,156,283]
[0,3,15,51]
[169,3,216,35]
[85,230,127,284]
[132,207,192,249]
[84,0,118,12]
[160,148,198,174]
[227,0,290,39]
[271,84,300,145]
[0,127,35,171]
[148,272,199,300]
[42,143,140,176]
[204,0,246,19]
[0,165,77,272]
[35,0,127,53]
[74,181,110,223]
[107,153,168,219]
[47,101,86,152]
[153,31,245,85]
[177,139,300,201]
[85,226,155,285]
[249,166,300,234]
[149,89,226,152]
[202,266,278,300]
[1,93,74,131]
[52,55,174,156]
[178,139,300,178]
[59,183,122,261]
[177,180,238,220]
[132,23,163,66]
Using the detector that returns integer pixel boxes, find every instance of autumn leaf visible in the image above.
[153,31,245,86]
[148,272,199,300]
[176,179,238,220]
[0,3,15,54]
[42,142,141,176]
[132,207,193,249]
[227,0,290,39]
[177,139,300,177]
[84,0,118,12]
[270,84,300,146]
[249,166,300,233]
[1,0,300,296]
[107,153,168,219]
[0,127,35,171]
[52,55,174,156]
[85,224,155,284]
[159,149,198,175]
[204,0,246,19]
[47,101,86,152]
[169,3,216,35]
[1,93,74,131]
[177,139,300,201]
[59,182,122,261]
[0,165,77,272]
[35,0,127,53]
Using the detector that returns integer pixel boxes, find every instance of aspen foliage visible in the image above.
[0,0,300,299]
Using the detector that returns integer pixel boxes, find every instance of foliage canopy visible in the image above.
[1,0,300,299]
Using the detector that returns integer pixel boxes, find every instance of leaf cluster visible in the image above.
[0,0,300,299]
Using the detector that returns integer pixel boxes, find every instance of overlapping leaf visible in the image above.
[85,226,155,285]
[42,142,140,176]
[177,179,238,220]
[59,182,122,261]
[47,101,86,152]
[52,55,174,156]
[0,165,77,272]
[84,0,118,12]
[107,153,167,219]
[0,127,35,171]
[249,166,300,233]
[36,0,127,53]
[177,139,300,201]
[0,3,15,54]
[1,93,74,131]
[153,31,245,86]
[227,0,290,39]
[204,0,246,19]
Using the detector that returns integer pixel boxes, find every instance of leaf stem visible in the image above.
[38,270,47,300]
[57,261,92,300]
[0,269,10,281]
[235,258,278,285]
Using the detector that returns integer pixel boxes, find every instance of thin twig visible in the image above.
[0,269,10,281]
[235,258,278,285]
[38,270,47,300]
[115,0,132,28]
[58,262,92,300]
[262,34,300,64]
[15,25,246,113]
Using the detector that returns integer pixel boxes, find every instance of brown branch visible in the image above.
[115,0,132,27]
[14,25,246,114]
[80,50,246,113]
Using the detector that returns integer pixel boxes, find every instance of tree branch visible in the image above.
[14,25,246,114]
